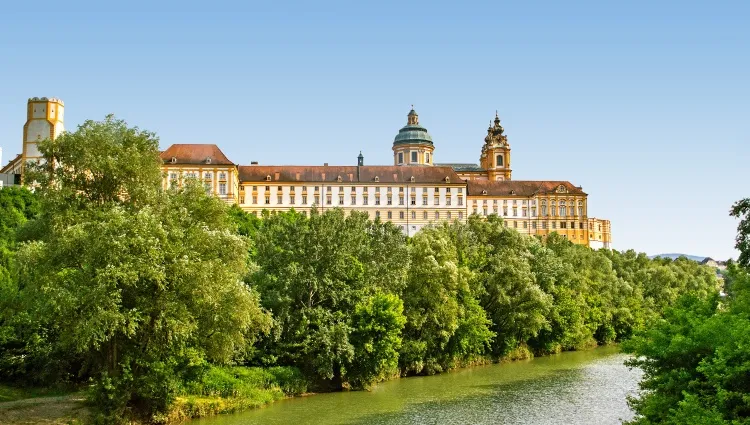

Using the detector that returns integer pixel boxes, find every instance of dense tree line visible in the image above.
[623,200,750,424]
[0,116,722,423]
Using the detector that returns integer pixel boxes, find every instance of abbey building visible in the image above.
[2,98,612,249]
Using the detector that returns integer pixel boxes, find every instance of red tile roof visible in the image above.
[238,165,463,184]
[160,144,234,165]
[467,180,586,197]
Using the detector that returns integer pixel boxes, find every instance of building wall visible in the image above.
[468,193,590,246]
[237,182,466,236]
[588,218,612,249]
[161,164,239,204]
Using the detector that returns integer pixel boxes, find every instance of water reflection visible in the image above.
[194,346,641,425]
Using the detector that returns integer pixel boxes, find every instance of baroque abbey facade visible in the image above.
[2,98,612,248]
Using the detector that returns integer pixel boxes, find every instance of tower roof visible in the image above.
[393,107,433,146]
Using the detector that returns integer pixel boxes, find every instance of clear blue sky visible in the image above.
[1,1,747,260]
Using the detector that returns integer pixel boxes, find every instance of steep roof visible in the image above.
[435,163,485,172]
[160,144,234,165]
[238,165,463,184]
[467,180,587,197]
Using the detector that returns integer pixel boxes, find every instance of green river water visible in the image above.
[195,346,641,425]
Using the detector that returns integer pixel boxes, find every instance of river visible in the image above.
[194,346,642,425]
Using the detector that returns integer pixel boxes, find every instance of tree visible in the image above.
[13,116,270,423]
[251,208,409,388]
[731,198,750,268]
[347,293,406,389]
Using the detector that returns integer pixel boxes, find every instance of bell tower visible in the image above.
[479,112,512,181]
[22,97,65,176]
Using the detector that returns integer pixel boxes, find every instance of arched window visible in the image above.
[496,155,503,167]
[551,202,556,216]
[541,201,548,217]
[560,201,566,217]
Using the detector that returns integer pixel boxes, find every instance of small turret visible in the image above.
[357,151,364,166]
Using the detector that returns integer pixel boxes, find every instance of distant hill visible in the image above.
[649,253,709,262]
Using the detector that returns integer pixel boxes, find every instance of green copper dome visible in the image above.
[393,108,433,146]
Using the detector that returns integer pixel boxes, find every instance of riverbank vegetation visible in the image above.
[623,199,750,424]
[0,116,723,423]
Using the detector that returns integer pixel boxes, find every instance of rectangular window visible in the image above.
[265,196,270,205]
[252,195,258,204]
[513,208,517,216]
[514,221,518,228]
[352,196,357,205]
[411,197,416,206]
[447,198,452,206]
[422,197,428,206]
[339,195,344,204]
[579,222,584,229]
[571,221,575,228]
[412,211,416,219]
[219,172,227,180]
[399,198,405,206]
[458,197,463,206]
[435,211,439,220]
[387,196,393,205]
[219,183,227,195]
[447,211,452,219]
[375,211,380,218]
[561,222,567,229]
[434,196,439,205]
[399,211,405,219]
[458,211,464,219]
[387,187,392,193]
[363,197,369,205]
[288,195,294,204]
[302,195,307,204]
[375,187,380,193]
[277,195,282,204]
[265,186,270,191]
[387,211,392,219]
[523,221,528,228]
[522,209,527,217]
[579,207,584,216]
[503,207,508,216]
[552,222,557,229]
[532,222,537,229]
[315,196,320,204]
[375,197,380,205]
[542,222,547,229]
[411,151,418,162]
[398,152,404,164]
[326,196,332,205]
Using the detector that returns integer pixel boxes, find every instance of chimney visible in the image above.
[324,163,329,166]
[251,161,259,165]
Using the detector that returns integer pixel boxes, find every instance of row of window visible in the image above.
[397,151,430,164]
[540,206,585,217]
[169,171,228,181]
[248,209,464,221]
[250,185,462,195]
[249,194,466,207]
[170,179,228,195]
